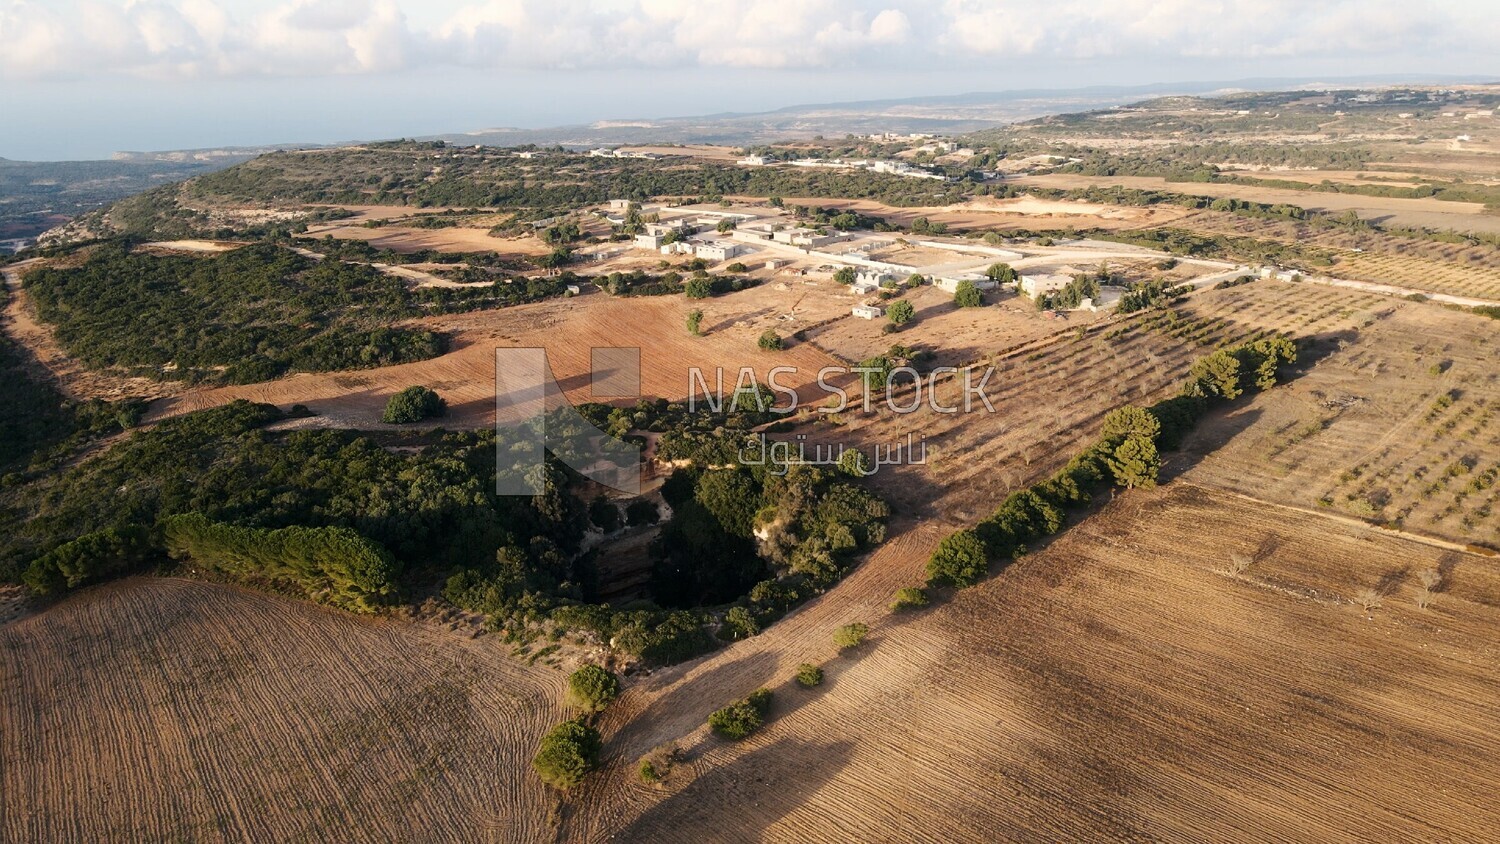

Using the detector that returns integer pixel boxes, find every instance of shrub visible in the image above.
[532,719,602,789]
[684,277,713,299]
[708,688,773,740]
[833,622,869,649]
[887,299,915,325]
[686,309,703,335]
[565,664,621,712]
[758,330,783,351]
[637,743,679,784]
[925,529,988,587]
[726,262,747,273]
[889,586,928,611]
[953,279,983,308]
[381,385,446,424]
[795,663,824,688]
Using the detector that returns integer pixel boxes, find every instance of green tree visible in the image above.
[758,330,783,351]
[985,263,1017,284]
[795,663,824,688]
[566,664,621,712]
[1100,405,1161,445]
[833,621,869,649]
[889,586,928,611]
[684,277,713,299]
[532,719,602,789]
[686,309,703,335]
[708,688,773,739]
[1106,434,1160,490]
[905,273,925,288]
[926,528,988,587]
[836,448,870,477]
[953,280,983,308]
[381,385,446,424]
[833,267,857,285]
[887,299,915,325]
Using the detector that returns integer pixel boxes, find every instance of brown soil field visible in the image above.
[1170,210,1500,300]
[1017,174,1500,234]
[1179,294,1500,547]
[149,285,855,428]
[618,145,741,161]
[806,285,1111,369]
[564,482,1500,841]
[770,195,1190,232]
[790,278,1383,522]
[0,577,565,842]
[296,224,544,255]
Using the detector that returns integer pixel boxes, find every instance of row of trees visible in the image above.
[927,336,1300,588]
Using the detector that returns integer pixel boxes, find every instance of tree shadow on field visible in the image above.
[612,738,856,843]
[1161,326,1356,485]
[620,649,780,756]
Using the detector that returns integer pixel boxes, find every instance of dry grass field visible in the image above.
[773,195,1191,232]
[1180,295,1500,548]
[562,483,1500,842]
[1172,210,1500,301]
[1017,173,1500,234]
[791,278,1382,522]
[0,577,565,842]
[150,283,854,427]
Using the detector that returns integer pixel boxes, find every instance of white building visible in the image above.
[852,304,884,319]
[1258,266,1300,282]
[855,270,889,287]
[935,274,997,294]
[608,199,632,211]
[849,280,880,295]
[1018,273,1073,298]
[694,240,744,262]
[764,259,785,270]
[634,233,665,250]
[737,154,767,166]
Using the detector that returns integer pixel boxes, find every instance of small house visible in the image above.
[852,304,883,319]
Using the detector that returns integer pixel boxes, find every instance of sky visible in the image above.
[2,0,1497,160]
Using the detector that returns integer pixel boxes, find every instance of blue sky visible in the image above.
[1,0,1496,160]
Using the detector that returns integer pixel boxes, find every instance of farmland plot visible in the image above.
[0,578,564,842]
[565,484,1500,842]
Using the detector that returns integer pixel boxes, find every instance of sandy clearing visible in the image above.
[148,286,855,429]
[297,224,541,255]
[773,195,1189,232]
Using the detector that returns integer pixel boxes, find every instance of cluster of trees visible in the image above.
[1036,275,1099,310]
[1117,278,1188,313]
[592,268,756,299]
[22,243,467,385]
[0,285,144,475]
[160,514,401,613]
[650,459,888,619]
[927,336,1299,588]
[1,400,570,602]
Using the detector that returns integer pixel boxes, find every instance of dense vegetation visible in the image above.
[22,242,577,385]
[23,243,451,384]
[0,285,145,474]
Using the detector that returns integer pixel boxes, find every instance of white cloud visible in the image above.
[0,0,1492,81]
